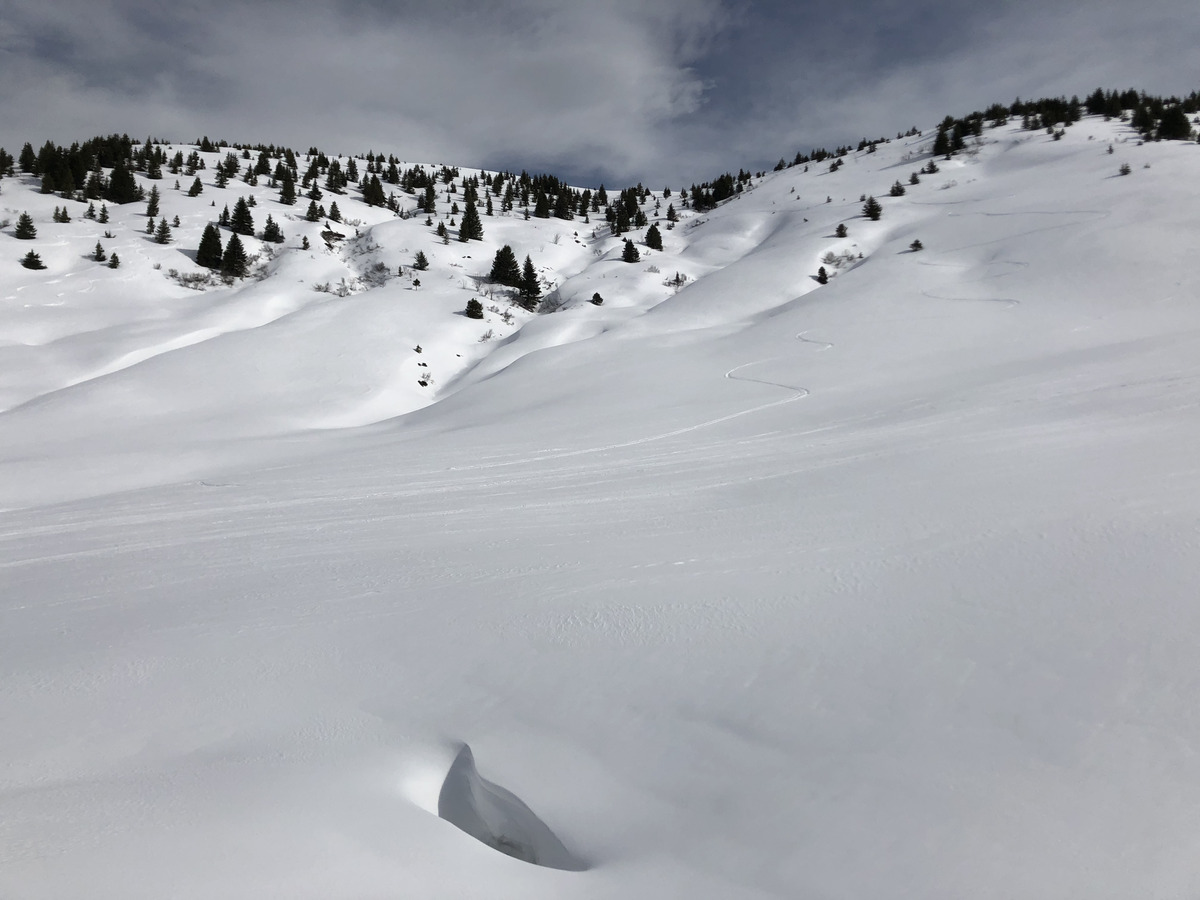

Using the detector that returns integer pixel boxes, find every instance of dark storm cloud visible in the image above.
[0,0,1195,187]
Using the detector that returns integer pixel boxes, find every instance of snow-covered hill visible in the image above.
[3,114,1200,899]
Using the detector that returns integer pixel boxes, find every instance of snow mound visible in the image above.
[437,744,586,871]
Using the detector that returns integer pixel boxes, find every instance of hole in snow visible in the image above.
[436,743,587,871]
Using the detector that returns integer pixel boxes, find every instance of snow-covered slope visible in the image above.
[3,116,1200,899]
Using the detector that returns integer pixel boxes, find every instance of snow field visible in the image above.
[2,115,1200,898]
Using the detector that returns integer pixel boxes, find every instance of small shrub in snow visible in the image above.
[465,298,484,319]
[835,223,848,238]
[590,292,604,305]
[816,266,828,284]
[362,261,389,287]
[910,239,924,252]
[1119,163,1132,176]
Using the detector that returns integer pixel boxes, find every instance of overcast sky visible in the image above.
[1,0,1196,187]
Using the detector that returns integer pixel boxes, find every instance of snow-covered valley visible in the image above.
[3,114,1200,898]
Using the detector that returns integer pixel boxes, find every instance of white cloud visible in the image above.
[0,0,1195,187]
[0,0,735,184]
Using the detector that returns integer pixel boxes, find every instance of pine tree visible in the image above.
[862,196,882,220]
[231,196,254,235]
[14,211,36,239]
[188,177,203,197]
[21,250,46,269]
[221,233,248,277]
[413,250,429,270]
[154,217,172,244]
[1158,105,1193,141]
[645,222,663,250]
[816,266,828,284]
[146,185,161,217]
[553,191,572,220]
[106,159,140,204]
[18,142,35,173]
[621,239,640,263]
[261,214,284,243]
[85,202,97,219]
[98,204,109,224]
[459,200,483,241]
[273,168,294,204]
[889,180,906,197]
[108,252,120,269]
[519,255,541,309]
[197,223,224,269]
[835,223,848,238]
[304,200,321,222]
[489,245,521,286]
[436,221,447,239]
[361,174,385,207]
[215,169,229,189]
[328,202,341,223]
[92,241,107,262]
[465,298,484,319]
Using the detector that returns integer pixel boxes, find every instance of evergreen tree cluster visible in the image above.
[196,222,249,277]
[688,173,739,211]
[10,82,1194,314]
[486,244,541,309]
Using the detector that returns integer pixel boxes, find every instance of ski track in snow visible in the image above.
[920,289,1021,309]
[449,328,825,473]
